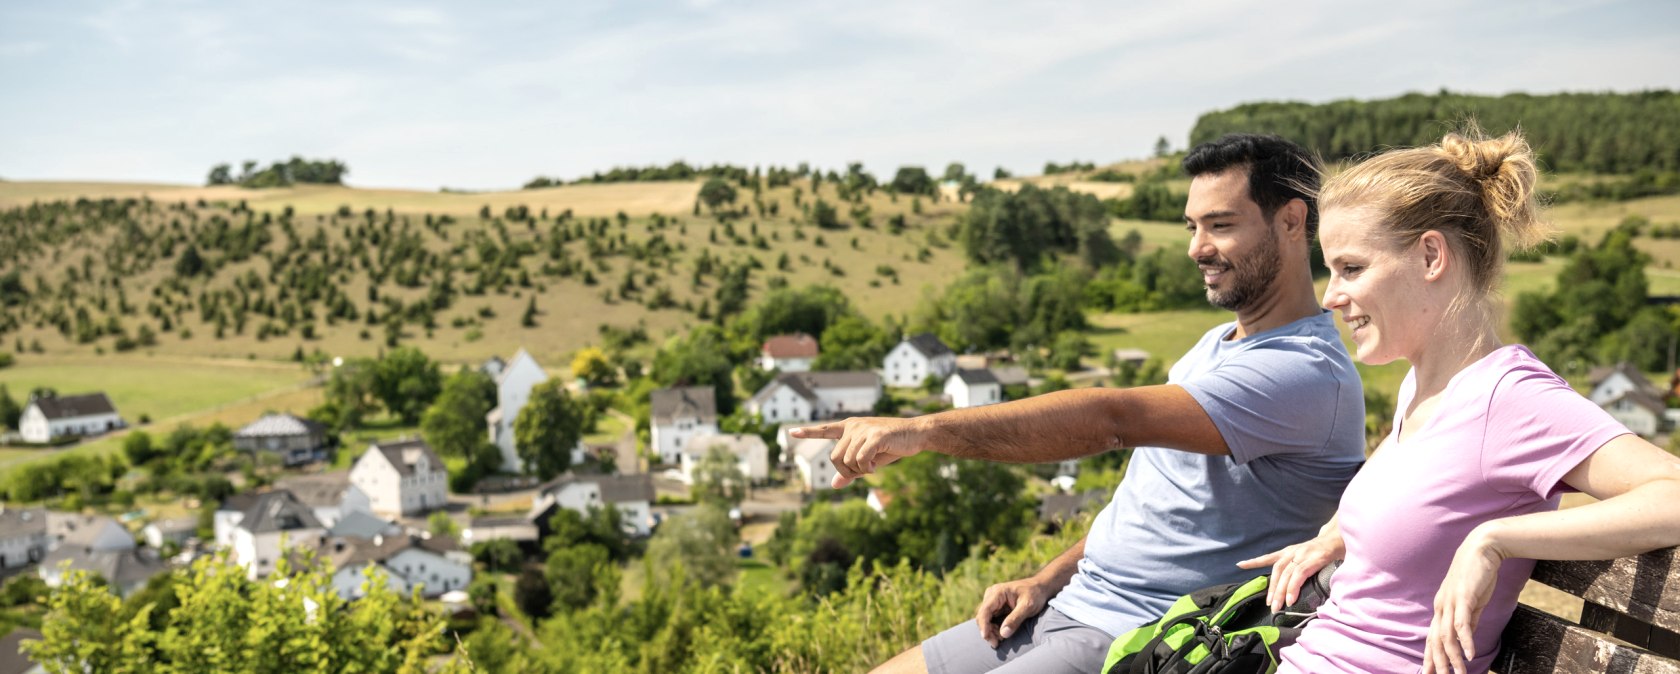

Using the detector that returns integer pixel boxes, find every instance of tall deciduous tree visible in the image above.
[374,347,442,424]
[513,379,588,479]
[692,444,746,506]
[421,370,497,459]
[645,503,737,588]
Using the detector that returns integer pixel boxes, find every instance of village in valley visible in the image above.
[0,324,1128,620]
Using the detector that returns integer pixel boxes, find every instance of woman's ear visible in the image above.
[1419,231,1449,281]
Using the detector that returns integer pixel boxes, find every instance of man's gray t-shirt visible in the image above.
[1048,311,1365,637]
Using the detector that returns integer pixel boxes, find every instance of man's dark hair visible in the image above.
[1182,134,1320,237]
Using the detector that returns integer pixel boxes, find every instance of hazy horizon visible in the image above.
[3,0,1678,191]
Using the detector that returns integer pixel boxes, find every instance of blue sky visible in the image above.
[2,0,1677,190]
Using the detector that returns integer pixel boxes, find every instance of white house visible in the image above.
[233,413,332,466]
[273,472,371,529]
[486,349,550,473]
[1587,362,1670,438]
[945,368,1003,408]
[222,490,325,579]
[18,393,123,443]
[527,473,656,537]
[678,433,771,485]
[1588,362,1661,406]
[350,439,448,518]
[1604,389,1667,438]
[789,437,838,492]
[760,333,819,372]
[883,334,956,388]
[305,533,472,600]
[650,386,719,465]
[746,371,882,425]
[0,508,48,570]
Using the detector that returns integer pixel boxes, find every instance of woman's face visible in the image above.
[1318,207,1434,365]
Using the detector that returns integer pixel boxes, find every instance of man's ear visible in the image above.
[1278,199,1309,241]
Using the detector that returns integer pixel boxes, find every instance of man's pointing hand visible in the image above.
[790,416,927,488]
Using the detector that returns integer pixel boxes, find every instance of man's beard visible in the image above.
[1200,226,1281,312]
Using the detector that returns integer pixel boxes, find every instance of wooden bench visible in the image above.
[1496,547,1680,673]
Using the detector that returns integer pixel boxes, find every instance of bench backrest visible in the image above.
[1496,547,1680,673]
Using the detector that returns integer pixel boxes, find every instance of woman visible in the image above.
[1237,128,1680,674]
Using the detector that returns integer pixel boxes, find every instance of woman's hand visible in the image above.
[1423,525,1506,674]
[1237,531,1344,612]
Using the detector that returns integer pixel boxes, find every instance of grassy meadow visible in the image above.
[0,178,969,369]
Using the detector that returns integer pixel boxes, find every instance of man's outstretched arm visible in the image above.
[794,384,1227,488]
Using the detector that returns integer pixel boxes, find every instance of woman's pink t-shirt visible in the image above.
[1279,345,1631,673]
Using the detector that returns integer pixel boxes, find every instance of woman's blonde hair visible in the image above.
[1319,125,1553,297]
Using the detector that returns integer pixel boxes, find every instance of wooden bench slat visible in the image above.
[1531,549,1680,635]
[1582,602,1680,660]
[1497,604,1680,674]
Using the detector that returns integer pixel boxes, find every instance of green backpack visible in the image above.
[1100,565,1335,674]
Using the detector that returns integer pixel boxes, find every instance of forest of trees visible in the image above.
[1190,90,1680,174]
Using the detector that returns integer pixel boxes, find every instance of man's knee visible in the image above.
[871,644,928,674]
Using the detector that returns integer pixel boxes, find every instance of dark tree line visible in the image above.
[207,157,348,187]
[1191,90,1680,174]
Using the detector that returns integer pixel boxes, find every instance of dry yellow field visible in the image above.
[0,180,704,218]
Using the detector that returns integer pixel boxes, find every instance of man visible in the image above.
[792,134,1366,674]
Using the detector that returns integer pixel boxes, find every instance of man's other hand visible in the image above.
[790,417,926,488]
[974,576,1052,649]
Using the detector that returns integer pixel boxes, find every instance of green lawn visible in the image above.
[734,558,789,597]
[0,355,311,425]
[583,411,628,445]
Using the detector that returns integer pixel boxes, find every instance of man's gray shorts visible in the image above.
[922,606,1114,674]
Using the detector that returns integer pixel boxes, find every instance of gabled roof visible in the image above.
[1589,361,1665,397]
[536,473,655,505]
[904,333,953,359]
[951,368,1000,385]
[302,533,457,571]
[1606,388,1667,416]
[47,513,128,548]
[651,386,717,426]
[990,365,1030,387]
[30,393,117,420]
[762,333,820,359]
[0,508,46,541]
[681,433,767,462]
[234,413,327,439]
[496,349,546,387]
[367,439,445,478]
[40,547,167,588]
[790,437,836,463]
[750,371,881,407]
[237,490,323,534]
[273,472,355,508]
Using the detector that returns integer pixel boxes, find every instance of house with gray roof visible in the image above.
[789,437,839,493]
[528,473,655,537]
[273,472,371,528]
[350,439,447,517]
[233,413,332,466]
[217,490,325,578]
[650,386,719,465]
[18,393,123,443]
[486,349,550,473]
[678,433,771,485]
[0,508,48,570]
[883,333,956,388]
[46,512,131,553]
[746,371,881,425]
[298,533,471,600]
[945,368,1003,408]
[39,547,167,597]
